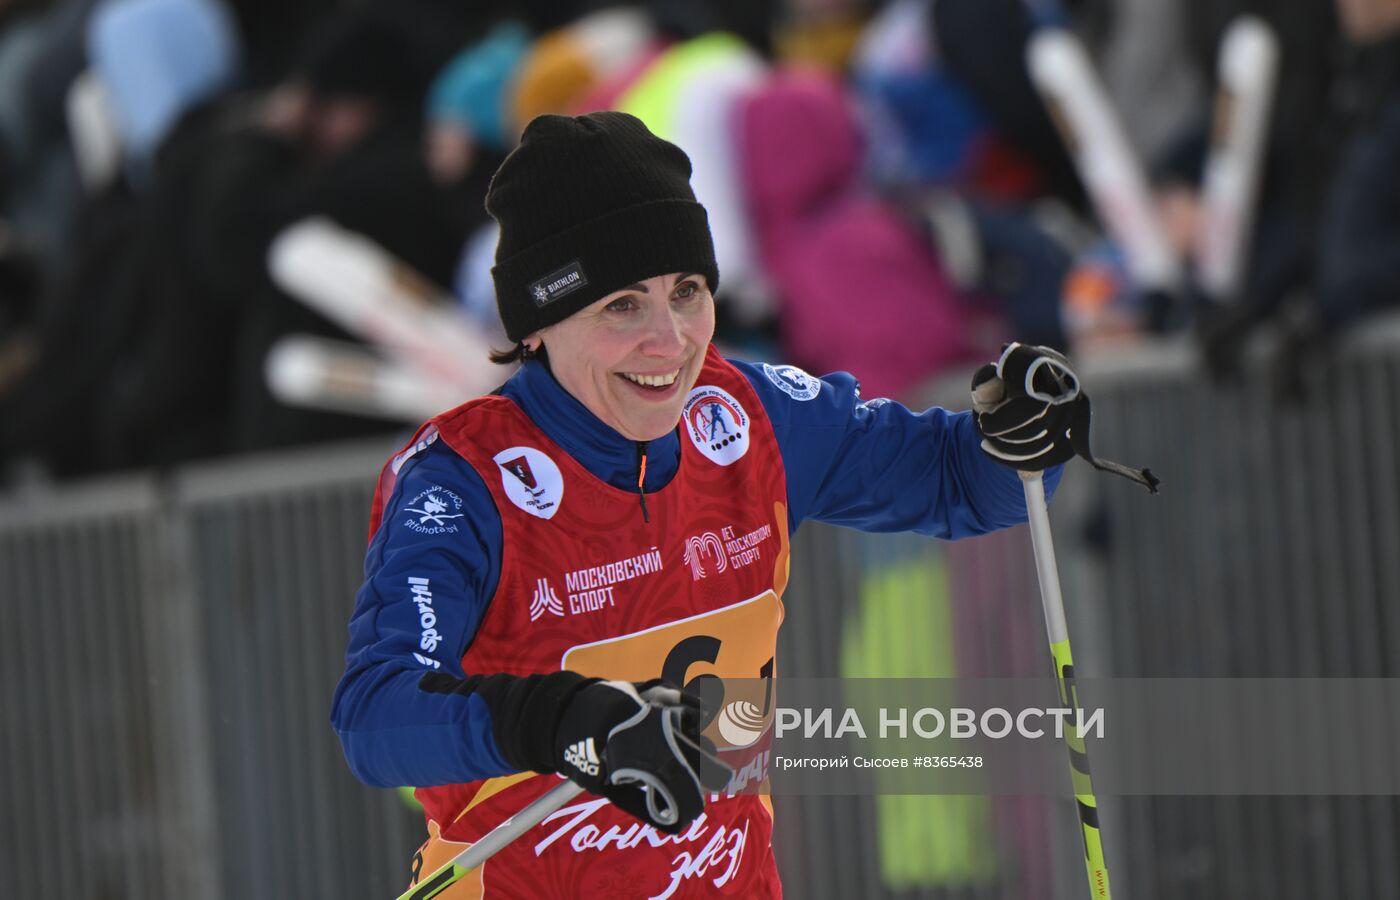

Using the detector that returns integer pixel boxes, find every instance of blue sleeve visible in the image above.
[330,442,516,788]
[733,359,1062,538]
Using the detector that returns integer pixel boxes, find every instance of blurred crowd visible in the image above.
[0,0,1395,482]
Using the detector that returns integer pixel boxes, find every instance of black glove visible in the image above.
[421,671,729,834]
[555,680,727,832]
[971,342,1080,470]
[970,342,1160,492]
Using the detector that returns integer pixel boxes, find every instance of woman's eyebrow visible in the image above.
[615,274,697,294]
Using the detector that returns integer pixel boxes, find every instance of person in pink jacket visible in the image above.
[737,70,984,401]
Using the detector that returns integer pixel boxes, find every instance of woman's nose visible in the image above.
[639,303,685,355]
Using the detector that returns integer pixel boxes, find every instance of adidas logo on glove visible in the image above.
[564,738,600,777]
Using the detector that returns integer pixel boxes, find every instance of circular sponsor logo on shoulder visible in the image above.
[762,363,821,401]
[493,446,564,520]
[683,385,750,466]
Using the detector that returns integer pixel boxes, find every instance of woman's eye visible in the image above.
[606,298,634,312]
[674,282,698,300]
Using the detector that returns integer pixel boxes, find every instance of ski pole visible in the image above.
[1021,470,1112,899]
[394,780,584,900]
[392,712,731,899]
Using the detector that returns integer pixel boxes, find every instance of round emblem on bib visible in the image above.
[683,385,750,466]
[493,446,564,519]
[762,362,821,401]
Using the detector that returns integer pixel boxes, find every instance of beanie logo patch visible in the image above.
[528,261,590,308]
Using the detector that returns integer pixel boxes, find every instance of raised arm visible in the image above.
[733,359,1063,539]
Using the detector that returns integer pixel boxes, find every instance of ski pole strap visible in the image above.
[1066,395,1160,494]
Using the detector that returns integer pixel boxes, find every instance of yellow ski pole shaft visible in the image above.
[1021,471,1112,899]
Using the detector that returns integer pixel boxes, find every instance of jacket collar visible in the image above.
[502,359,682,492]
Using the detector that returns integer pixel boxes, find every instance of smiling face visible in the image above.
[529,272,715,442]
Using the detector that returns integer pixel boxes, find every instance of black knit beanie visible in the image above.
[486,111,720,342]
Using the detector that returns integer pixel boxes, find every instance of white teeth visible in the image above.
[623,370,680,387]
